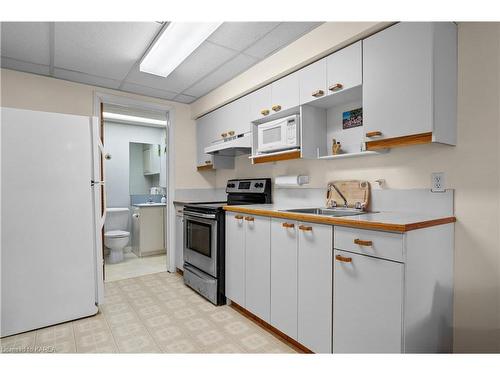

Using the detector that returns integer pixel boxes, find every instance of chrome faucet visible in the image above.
[331,183,349,208]
[147,196,154,203]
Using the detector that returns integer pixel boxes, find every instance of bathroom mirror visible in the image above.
[129,142,165,195]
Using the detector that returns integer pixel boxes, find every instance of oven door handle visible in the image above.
[184,211,217,220]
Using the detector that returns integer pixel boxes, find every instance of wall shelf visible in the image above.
[317,150,386,160]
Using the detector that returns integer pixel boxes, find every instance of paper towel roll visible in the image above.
[275,175,309,186]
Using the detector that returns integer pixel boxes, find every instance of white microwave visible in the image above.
[257,114,300,154]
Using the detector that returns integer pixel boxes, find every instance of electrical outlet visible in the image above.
[431,172,446,192]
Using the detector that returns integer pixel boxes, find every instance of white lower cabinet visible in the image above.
[333,250,403,353]
[245,215,271,322]
[174,208,184,271]
[297,222,333,353]
[270,218,298,339]
[225,212,246,306]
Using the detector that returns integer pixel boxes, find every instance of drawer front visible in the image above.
[334,227,404,262]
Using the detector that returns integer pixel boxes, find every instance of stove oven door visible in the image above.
[183,211,218,277]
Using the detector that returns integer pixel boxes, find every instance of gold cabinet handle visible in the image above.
[261,109,270,116]
[329,83,344,92]
[366,131,382,138]
[234,215,244,220]
[312,89,325,98]
[298,224,312,231]
[282,222,295,228]
[221,132,228,138]
[228,130,235,136]
[335,254,352,263]
[271,104,282,112]
[205,160,212,164]
[354,239,373,246]
[244,216,254,222]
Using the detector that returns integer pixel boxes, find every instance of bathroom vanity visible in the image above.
[131,204,166,257]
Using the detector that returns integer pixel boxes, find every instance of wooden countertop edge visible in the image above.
[223,206,456,233]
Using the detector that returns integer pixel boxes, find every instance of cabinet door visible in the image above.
[226,95,252,136]
[196,116,213,167]
[326,41,362,96]
[270,218,298,339]
[333,250,403,353]
[225,212,246,306]
[245,215,271,322]
[299,58,327,105]
[249,85,272,122]
[271,72,300,114]
[139,207,164,253]
[363,22,433,140]
[297,222,333,353]
[175,214,184,270]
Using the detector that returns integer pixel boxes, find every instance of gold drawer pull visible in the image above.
[205,160,212,164]
[282,222,295,228]
[335,254,352,263]
[271,104,282,112]
[366,131,382,138]
[261,109,270,116]
[244,216,254,222]
[298,224,312,231]
[234,215,244,220]
[354,239,373,246]
[228,130,235,136]
[312,89,324,98]
[221,132,228,138]
[329,83,344,92]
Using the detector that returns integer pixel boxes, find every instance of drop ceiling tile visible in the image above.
[1,57,50,75]
[120,82,178,101]
[54,22,161,81]
[126,41,237,93]
[184,53,258,97]
[172,94,197,104]
[53,68,122,89]
[0,22,51,65]
[207,22,279,52]
[244,22,323,59]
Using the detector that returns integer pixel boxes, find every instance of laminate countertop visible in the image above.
[223,204,456,233]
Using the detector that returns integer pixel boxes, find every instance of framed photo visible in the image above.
[342,107,363,129]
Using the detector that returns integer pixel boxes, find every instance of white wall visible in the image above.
[104,122,164,208]
[200,22,500,353]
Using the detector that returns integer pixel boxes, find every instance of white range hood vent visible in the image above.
[205,132,252,157]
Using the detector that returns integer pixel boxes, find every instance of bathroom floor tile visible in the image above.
[1,271,298,354]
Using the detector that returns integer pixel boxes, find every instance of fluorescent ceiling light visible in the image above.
[103,112,167,126]
[140,22,222,78]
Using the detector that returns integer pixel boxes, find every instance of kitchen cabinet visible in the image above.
[131,206,165,257]
[225,212,247,306]
[299,58,327,105]
[270,72,300,115]
[333,250,403,353]
[249,85,272,122]
[174,205,184,271]
[326,41,362,97]
[270,218,298,340]
[297,222,333,353]
[196,115,234,171]
[244,214,271,322]
[363,22,457,148]
[143,145,160,175]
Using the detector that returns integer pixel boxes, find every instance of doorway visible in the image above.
[94,93,176,283]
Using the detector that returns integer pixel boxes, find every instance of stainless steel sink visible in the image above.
[279,207,369,217]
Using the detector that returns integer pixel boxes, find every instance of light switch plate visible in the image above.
[431,172,446,192]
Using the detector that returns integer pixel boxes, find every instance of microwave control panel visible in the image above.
[286,119,297,144]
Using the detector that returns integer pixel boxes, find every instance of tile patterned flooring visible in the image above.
[0,271,296,353]
[104,250,167,282]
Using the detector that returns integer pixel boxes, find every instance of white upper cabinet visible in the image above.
[299,58,328,105]
[196,115,213,168]
[326,41,362,96]
[249,85,272,122]
[270,71,300,115]
[363,22,457,147]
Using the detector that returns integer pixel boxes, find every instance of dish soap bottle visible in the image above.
[161,195,166,203]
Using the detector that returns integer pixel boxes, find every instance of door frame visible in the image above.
[93,91,177,274]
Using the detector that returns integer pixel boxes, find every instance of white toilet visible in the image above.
[104,207,130,264]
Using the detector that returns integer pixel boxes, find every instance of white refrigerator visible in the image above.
[1,107,105,337]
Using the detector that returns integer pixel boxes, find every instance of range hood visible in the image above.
[204,132,252,157]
